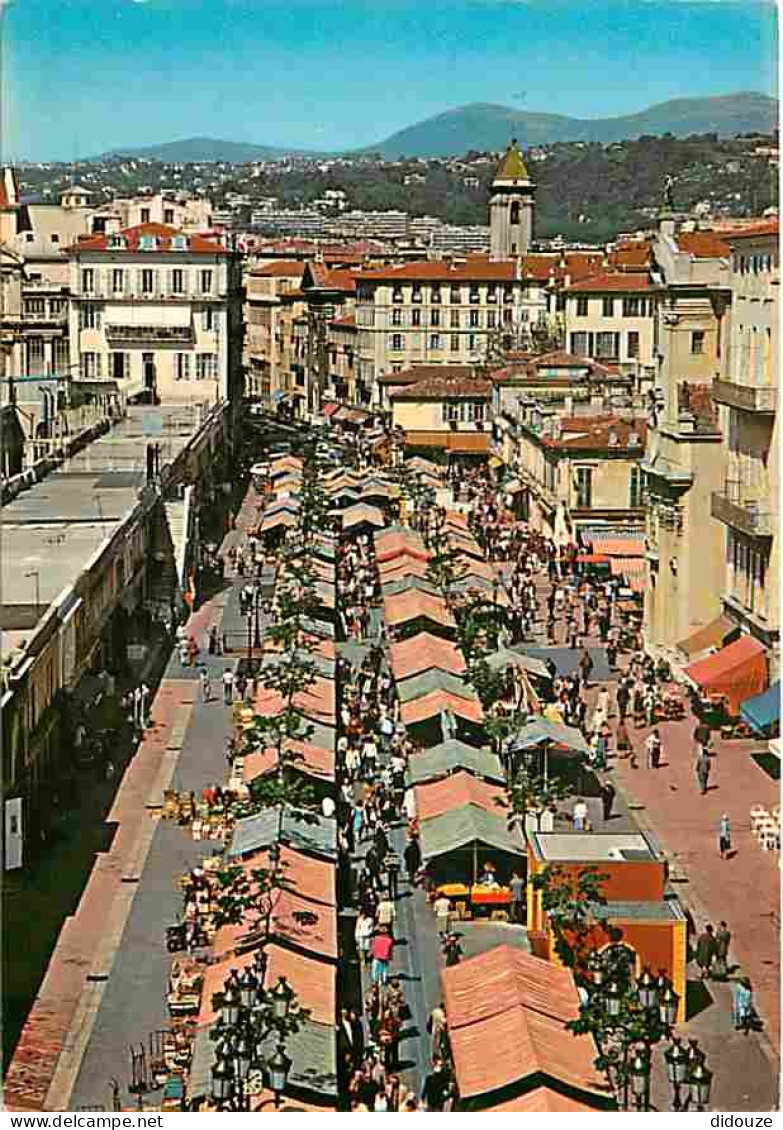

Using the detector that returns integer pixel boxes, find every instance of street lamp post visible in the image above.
[209,952,300,1112]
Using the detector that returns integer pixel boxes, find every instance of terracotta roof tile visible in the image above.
[377,364,474,386]
[358,258,518,283]
[69,221,227,255]
[414,771,505,821]
[546,416,647,452]
[251,260,307,278]
[488,1087,607,1112]
[565,272,654,293]
[676,231,731,259]
[390,632,466,680]
[390,376,491,401]
[728,218,779,240]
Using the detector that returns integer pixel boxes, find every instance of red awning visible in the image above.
[576,554,611,564]
[684,634,767,715]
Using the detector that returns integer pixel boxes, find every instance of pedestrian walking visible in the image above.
[714,920,731,979]
[578,649,594,688]
[434,893,452,938]
[200,668,212,702]
[733,977,755,1033]
[509,869,525,924]
[222,667,235,705]
[600,780,616,822]
[646,728,662,769]
[695,923,716,979]
[719,812,732,859]
[404,835,421,884]
[370,926,394,985]
[696,748,711,794]
[572,797,588,831]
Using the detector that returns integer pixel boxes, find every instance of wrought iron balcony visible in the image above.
[105,323,194,343]
[712,378,777,414]
[711,478,773,537]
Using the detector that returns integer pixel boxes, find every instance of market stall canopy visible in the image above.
[212,884,338,963]
[740,681,780,736]
[260,510,298,533]
[397,668,475,705]
[196,943,336,1027]
[243,738,336,783]
[441,945,612,1108]
[677,614,733,660]
[507,717,590,756]
[420,805,524,862]
[380,575,441,599]
[684,634,767,715]
[485,647,551,681]
[342,502,386,530]
[229,807,337,861]
[406,739,504,786]
[383,590,455,631]
[378,556,431,583]
[415,771,506,823]
[391,632,466,680]
[375,528,430,565]
[223,844,336,907]
[401,688,483,727]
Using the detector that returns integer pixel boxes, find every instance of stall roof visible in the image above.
[374,527,429,563]
[507,717,590,755]
[677,614,733,659]
[684,633,767,715]
[188,1017,337,1105]
[391,632,467,680]
[397,668,475,704]
[229,807,337,861]
[197,944,336,1028]
[485,647,550,680]
[420,805,524,861]
[224,844,336,907]
[442,945,609,1105]
[254,675,336,725]
[211,885,338,962]
[406,739,504,786]
[260,510,298,532]
[380,575,441,599]
[415,771,506,822]
[401,689,483,727]
[384,590,456,630]
[740,681,780,735]
[342,502,386,529]
[378,556,431,582]
[488,1088,606,1113]
[242,738,336,783]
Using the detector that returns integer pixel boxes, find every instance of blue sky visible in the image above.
[2,0,778,161]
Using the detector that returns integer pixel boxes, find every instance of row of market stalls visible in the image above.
[183,455,343,1112]
[677,614,779,741]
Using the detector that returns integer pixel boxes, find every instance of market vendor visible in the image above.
[478,861,500,888]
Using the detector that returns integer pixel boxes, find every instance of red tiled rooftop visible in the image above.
[565,272,655,293]
[676,231,731,259]
[401,689,483,726]
[414,771,505,821]
[728,218,779,240]
[358,258,518,283]
[390,632,466,679]
[69,221,227,255]
[545,416,648,452]
[251,259,307,278]
[390,376,491,401]
[377,364,475,387]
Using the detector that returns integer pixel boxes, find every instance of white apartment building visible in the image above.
[711,219,779,668]
[564,273,659,384]
[68,222,243,406]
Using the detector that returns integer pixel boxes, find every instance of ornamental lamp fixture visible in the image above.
[211,1053,234,1105]
[604,979,622,1019]
[665,1037,689,1086]
[267,1043,292,1105]
[239,965,259,1010]
[659,984,680,1029]
[637,967,658,1010]
[629,1047,650,1101]
[689,1059,713,1109]
[221,984,242,1028]
[272,975,294,1021]
[233,1035,253,1082]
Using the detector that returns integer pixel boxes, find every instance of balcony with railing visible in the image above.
[712,378,777,414]
[105,324,194,344]
[711,478,773,538]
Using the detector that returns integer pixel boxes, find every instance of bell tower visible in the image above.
[489,138,536,261]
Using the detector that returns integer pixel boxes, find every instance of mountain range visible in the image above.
[100,92,778,163]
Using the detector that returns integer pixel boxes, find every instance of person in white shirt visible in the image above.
[222,668,235,705]
[322,796,336,818]
[573,798,589,831]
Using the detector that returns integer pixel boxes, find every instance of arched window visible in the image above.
[510,200,520,225]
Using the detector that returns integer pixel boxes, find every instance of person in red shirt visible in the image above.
[370,926,394,985]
